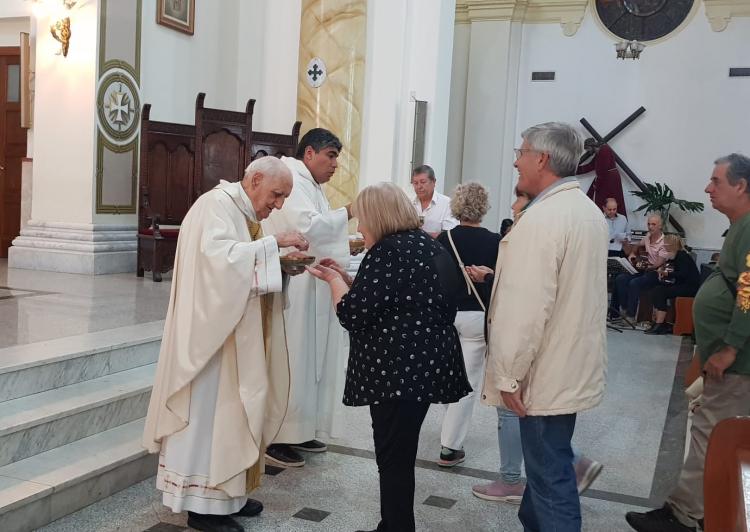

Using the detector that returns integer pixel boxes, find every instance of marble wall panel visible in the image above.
[297,0,366,208]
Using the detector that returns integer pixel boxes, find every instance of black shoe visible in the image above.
[187,512,244,532]
[437,446,466,467]
[644,323,671,335]
[625,504,697,532]
[265,444,305,467]
[289,439,328,453]
[233,498,263,517]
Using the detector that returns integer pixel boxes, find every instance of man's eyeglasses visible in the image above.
[513,148,542,160]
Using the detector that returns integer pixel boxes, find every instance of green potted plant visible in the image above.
[630,182,704,235]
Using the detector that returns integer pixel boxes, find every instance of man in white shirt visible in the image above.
[411,165,458,237]
[604,197,628,257]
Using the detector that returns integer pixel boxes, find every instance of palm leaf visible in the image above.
[629,181,704,229]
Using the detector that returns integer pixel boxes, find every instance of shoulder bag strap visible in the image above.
[447,229,486,312]
[718,267,737,297]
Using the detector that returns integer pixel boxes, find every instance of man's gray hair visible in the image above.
[243,156,291,181]
[521,122,584,178]
[715,153,750,195]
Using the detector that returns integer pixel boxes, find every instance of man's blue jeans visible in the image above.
[518,414,580,532]
[498,408,582,484]
[612,271,659,318]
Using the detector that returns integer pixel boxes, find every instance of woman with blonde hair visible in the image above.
[645,234,700,335]
[434,182,501,467]
[308,182,471,532]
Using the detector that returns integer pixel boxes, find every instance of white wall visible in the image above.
[0,1,32,19]
[235,0,300,134]
[513,5,750,249]
[359,0,408,189]
[140,0,241,124]
[140,0,300,133]
[359,0,456,193]
[0,17,29,46]
[31,1,98,223]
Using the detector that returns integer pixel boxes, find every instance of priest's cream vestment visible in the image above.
[142,180,290,514]
[262,156,349,442]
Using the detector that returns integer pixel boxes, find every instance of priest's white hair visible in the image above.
[243,156,291,182]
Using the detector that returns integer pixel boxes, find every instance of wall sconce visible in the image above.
[50,16,71,56]
[615,40,645,60]
[33,0,77,57]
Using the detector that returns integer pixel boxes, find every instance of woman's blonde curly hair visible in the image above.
[450,182,490,223]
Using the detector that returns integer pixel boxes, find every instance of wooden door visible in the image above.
[0,48,25,258]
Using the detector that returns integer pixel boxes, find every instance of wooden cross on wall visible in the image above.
[579,107,685,235]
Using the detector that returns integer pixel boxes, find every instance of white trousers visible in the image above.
[157,352,248,515]
[440,310,487,450]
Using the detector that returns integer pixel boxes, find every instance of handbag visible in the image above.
[446,229,486,312]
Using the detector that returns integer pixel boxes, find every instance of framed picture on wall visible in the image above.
[157,0,195,35]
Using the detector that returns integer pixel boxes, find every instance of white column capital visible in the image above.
[704,0,750,32]
[456,0,587,36]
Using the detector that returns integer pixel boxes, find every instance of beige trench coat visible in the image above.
[482,180,608,416]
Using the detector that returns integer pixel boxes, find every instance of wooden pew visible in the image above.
[136,104,195,281]
[137,93,301,281]
[704,416,750,531]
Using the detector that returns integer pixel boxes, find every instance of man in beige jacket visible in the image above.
[482,122,608,532]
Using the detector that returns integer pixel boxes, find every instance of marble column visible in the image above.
[296,0,366,208]
[9,0,141,274]
[460,18,522,231]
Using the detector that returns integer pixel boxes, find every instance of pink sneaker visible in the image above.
[471,479,525,504]
[574,456,603,495]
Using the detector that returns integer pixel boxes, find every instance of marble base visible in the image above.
[20,160,32,230]
[8,221,137,275]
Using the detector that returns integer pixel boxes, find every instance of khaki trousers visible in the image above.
[667,373,750,526]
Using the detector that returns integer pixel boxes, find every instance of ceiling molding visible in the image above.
[455,0,588,35]
[454,1,527,22]
[525,1,588,36]
[703,0,750,32]
[455,2,470,24]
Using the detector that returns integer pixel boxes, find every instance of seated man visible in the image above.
[610,214,669,320]
[604,197,628,257]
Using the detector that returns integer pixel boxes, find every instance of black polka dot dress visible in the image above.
[336,229,472,406]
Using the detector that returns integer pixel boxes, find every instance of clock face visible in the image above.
[595,0,694,42]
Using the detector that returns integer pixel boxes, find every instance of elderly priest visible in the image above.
[142,156,309,532]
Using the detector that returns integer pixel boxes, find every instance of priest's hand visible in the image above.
[320,258,353,287]
[275,231,309,251]
[466,265,493,283]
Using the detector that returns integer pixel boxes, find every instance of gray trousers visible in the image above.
[667,372,750,526]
